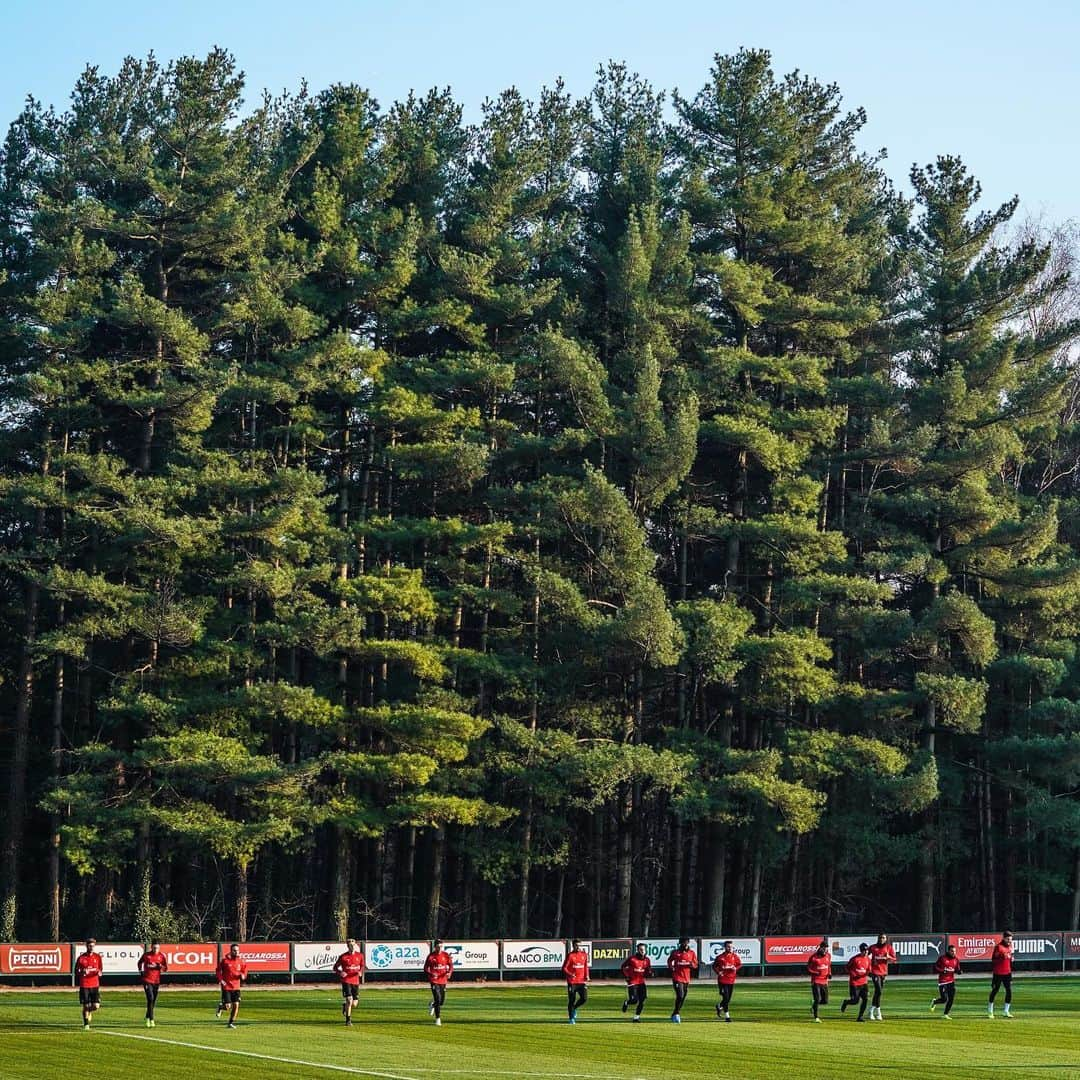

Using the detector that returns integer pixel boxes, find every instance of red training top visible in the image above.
[934,955,961,984]
[869,943,896,978]
[807,953,831,986]
[335,950,366,986]
[216,955,248,991]
[562,949,589,985]
[75,952,103,989]
[991,942,1013,976]
[138,950,168,986]
[712,951,742,985]
[424,950,454,986]
[846,954,871,987]
[667,948,699,984]
[620,955,652,985]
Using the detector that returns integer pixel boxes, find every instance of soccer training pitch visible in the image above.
[3,979,1078,1079]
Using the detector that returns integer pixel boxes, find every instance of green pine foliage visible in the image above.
[1,48,1079,942]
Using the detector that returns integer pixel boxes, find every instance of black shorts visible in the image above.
[341,983,359,1001]
[222,989,242,1004]
[79,987,101,1007]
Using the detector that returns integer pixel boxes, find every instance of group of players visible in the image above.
[69,930,1020,1029]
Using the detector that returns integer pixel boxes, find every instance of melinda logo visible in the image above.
[11,948,63,970]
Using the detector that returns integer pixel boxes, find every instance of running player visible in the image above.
[215,943,248,1028]
[987,930,1014,1018]
[868,932,896,1020]
[666,938,698,1024]
[334,939,365,1026]
[562,939,589,1024]
[620,942,651,1021]
[137,940,168,1027]
[839,943,871,1021]
[931,943,961,1018]
[712,940,741,1022]
[423,939,453,1026]
[807,942,831,1022]
[75,938,103,1030]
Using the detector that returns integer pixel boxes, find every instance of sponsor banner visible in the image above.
[95,943,143,974]
[633,938,683,969]
[159,943,219,974]
[1066,933,1080,958]
[365,941,428,973]
[948,932,1061,962]
[825,936,873,964]
[590,938,632,970]
[890,934,947,965]
[234,942,291,973]
[293,942,348,974]
[0,943,71,975]
[443,941,499,971]
[764,936,827,965]
[699,937,762,973]
[501,940,568,970]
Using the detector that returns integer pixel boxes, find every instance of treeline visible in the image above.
[1,48,1079,944]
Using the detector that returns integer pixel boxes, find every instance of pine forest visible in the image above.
[2,48,1079,945]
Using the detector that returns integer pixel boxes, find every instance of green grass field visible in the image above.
[2,979,1078,1079]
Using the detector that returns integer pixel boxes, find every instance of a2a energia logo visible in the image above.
[367,943,423,969]
[368,945,394,969]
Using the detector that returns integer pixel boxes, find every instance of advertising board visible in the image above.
[0,943,71,975]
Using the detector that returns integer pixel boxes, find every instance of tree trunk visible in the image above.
[48,643,65,941]
[747,853,763,935]
[427,827,445,939]
[615,783,633,935]
[1070,851,1080,930]
[234,863,249,942]
[704,825,726,934]
[517,800,533,936]
[401,827,417,935]
[332,830,352,939]
[1,576,40,940]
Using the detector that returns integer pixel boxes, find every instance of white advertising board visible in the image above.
[364,941,428,973]
[501,940,569,970]
[96,943,143,974]
[443,941,499,970]
[293,942,349,973]
[698,937,762,973]
[633,938,693,969]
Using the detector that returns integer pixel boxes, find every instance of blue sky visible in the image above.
[3,0,1077,223]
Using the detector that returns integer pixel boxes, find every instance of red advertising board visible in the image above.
[764,936,825,965]
[948,932,1061,962]
[234,942,290,973]
[0,943,71,975]
[159,943,219,974]
[1066,933,1080,957]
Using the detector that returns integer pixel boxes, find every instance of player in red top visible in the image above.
[620,942,652,1021]
[334,939,365,1026]
[867,932,896,1020]
[987,930,1014,1018]
[666,938,698,1024]
[74,938,103,1029]
[423,939,453,1026]
[562,939,590,1023]
[138,940,169,1027]
[215,943,248,1028]
[807,942,832,1022]
[712,940,741,1022]
[931,943,961,1018]
[839,943,871,1021]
